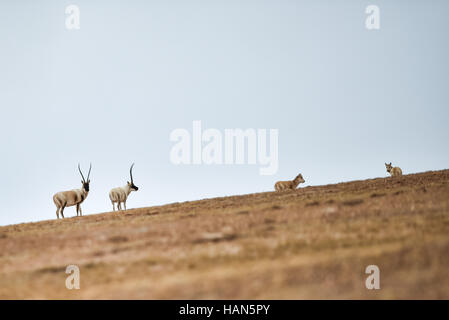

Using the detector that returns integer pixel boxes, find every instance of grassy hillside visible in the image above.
[1,170,449,299]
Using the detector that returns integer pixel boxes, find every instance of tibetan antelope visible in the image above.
[53,163,91,219]
[385,162,402,177]
[274,173,305,191]
[109,163,139,211]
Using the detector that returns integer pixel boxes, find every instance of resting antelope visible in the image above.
[109,163,139,211]
[53,164,91,219]
[274,173,305,191]
[385,162,402,177]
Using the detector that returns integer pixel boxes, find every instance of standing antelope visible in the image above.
[274,173,305,191]
[109,163,139,211]
[53,164,91,219]
[385,162,402,177]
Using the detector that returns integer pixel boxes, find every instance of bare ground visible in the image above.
[1,170,449,299]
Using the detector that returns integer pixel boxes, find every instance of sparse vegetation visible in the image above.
[0,170,449,299]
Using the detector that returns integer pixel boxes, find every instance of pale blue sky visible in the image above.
[1,0,448,226]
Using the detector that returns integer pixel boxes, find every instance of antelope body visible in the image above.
[275,173,305,191]
[385,162,402,177]
[53,164,91,219]
[109,163,139,211]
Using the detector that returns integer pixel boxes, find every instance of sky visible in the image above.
[0,0,448,226]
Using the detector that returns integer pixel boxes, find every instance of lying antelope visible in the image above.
[53,163,91,219]
[109,163,139,211]
[385,162,402,177]
[274,173,305,191]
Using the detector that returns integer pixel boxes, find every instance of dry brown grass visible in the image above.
[1,170,449,299]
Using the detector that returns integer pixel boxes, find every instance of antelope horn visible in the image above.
[87,163,92,181]
[78,163,86,183]
[130,163,135,183]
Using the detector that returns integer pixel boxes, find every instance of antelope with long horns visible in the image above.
[274,173,305,191]
[53,163,91,219]
[109,163,139,211]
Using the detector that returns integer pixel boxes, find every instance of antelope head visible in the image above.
[385,162,393,173]
[127,163,139,191]
[79,163,92,192]
[294,173,305,184]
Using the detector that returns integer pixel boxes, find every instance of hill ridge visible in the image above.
[1,168,449,299]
